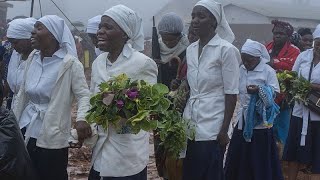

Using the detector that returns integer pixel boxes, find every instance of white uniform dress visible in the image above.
[19,49,65,140]
[90,45,158,177]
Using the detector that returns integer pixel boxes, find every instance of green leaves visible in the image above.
[86,73,194,159]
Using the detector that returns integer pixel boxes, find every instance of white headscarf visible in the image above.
[313,24,320,39]
[158,12,184,34]
[7,18,37,39]
[86,15,102,34]
[195,0,235,43]
[241,39,270,63]
[38,15,78,58]
[103,5,144,51]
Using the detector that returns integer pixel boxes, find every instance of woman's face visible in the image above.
[191,6,217,38]
[273,27,289,46]
[300,34,313,51]
[160,33,181,49]
[313,39,320,58]
[241,53,260,71]
[97,16,127,52]
[8,38,32,55]
[31,22,57,50]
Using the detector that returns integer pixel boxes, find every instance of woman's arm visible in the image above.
[71,61,92,143]
[218,46,240,148]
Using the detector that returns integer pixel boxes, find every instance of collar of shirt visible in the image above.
[34,48,67,64]
[34,48,67,59]
[106,44,134,66]
[191,34,222,48]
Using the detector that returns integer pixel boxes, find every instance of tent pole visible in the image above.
[30,0,35,17]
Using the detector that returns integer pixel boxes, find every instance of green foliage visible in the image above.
[86,73,194,158]
[277,70,311,104]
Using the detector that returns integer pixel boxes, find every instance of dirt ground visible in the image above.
[67,136,161,180]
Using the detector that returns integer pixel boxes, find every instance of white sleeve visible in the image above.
[71,61,90,122]
[222,46,241,94]
[292,53,304,72]
[267,68,280,93]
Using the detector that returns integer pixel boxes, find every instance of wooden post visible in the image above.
[30,0,35,17]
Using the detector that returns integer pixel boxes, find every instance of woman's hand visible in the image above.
[217,131,230,150]
[170,78,181,91]
[74,121,92,146]
[247,85,259,94]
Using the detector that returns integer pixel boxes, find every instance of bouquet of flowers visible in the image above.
[276,70,298,105]
[86,74,192,158]
[277,70,311,104]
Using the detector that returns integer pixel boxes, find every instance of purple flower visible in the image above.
[116,100,125,109]
[126,88,139,100]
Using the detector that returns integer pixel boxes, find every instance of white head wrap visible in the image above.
[86,15,102,34]
[195,0,235,43]
[158,12,184,34]
[103,5,144,51]
[7,18,37,39]
[313,24,320,39]
[241,39,270,63]
[38,15,78,57]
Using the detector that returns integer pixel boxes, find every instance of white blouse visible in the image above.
[19,49,65,141]
[292,49,320,146]
[183,34,241,141]
[237,61,280,130]
[90,45,158,177]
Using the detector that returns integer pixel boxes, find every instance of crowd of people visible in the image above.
[0,0,320,180]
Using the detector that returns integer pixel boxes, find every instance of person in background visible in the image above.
[225,39,283,180]
[86,15,103,56]
[182,0,240,179]
[1,37,13,108]
[283,25,320,180]
[88,5,157,180]
[291,31,301,50]
[170,25,199,91]
[154,12,190,180]
[298,28,313,52]
[156,12,189,88]
[6,17,36,112]
[266,20,300,162]
[266,20,300,71]
[13,15,91,180]
[74,35,84,61]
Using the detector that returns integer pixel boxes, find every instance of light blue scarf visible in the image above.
[243,85,280,142]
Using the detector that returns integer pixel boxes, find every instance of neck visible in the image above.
[21,48,33,60]
[314,54,320,63]
[199,31,216,48]
[40,43,59,59]
[108,44,125,63]
[274,41,287,50]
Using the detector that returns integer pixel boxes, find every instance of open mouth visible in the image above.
[30,37,37,45]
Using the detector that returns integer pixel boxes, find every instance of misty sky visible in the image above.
[6,0,320,36]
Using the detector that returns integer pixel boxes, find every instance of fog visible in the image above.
[6,0,320,37]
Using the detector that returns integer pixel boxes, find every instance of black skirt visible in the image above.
[224,127,283,180]
[88,167,147,180]
[283,116,320,173]
[183,140,224,180]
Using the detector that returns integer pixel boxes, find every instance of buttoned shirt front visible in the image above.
[183,34,241,141]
